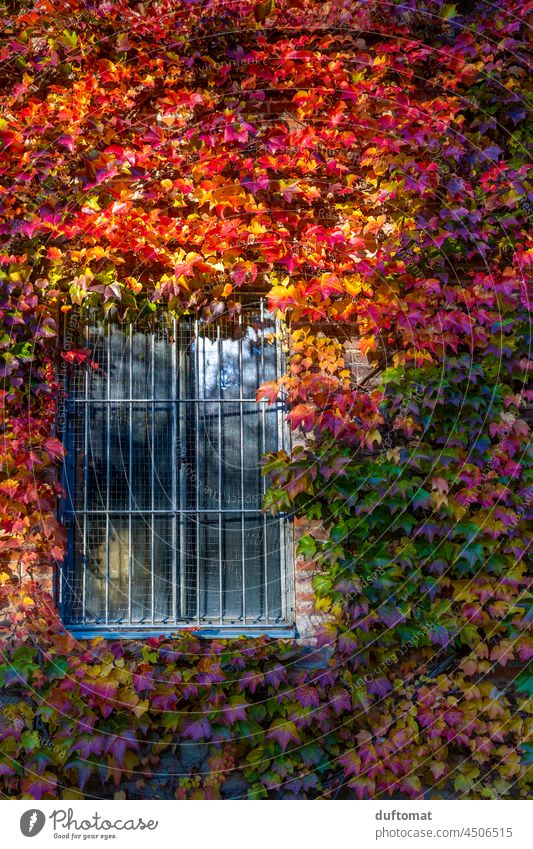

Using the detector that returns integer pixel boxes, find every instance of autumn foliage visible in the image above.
[0,0,531,799]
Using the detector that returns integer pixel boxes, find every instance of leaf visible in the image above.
[23,772,57,799]
[254,0,274,23]
[441,3,457,19]
[520,744,533,766]
[182,718,211,741]
[287,403,314,432]
[429,761,447,781]
[266,719,299,751]
[515,672,533,697]
[9,341,33,357]
[43,437,65,461]
[61,348,91,365]
[297,534,316,559]
[313,574,333,596]
[64,759,95,791]
[339,750,361,777]
[21,731,40,752]
[0,479,19,496]
[401,775,422,798]
[367,678,393,697]
[256,380,279,404]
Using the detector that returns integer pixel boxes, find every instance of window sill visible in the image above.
[63,624,298,640]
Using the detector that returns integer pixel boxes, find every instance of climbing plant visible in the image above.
[0,0,531,799]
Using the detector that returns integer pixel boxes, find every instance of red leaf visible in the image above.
[287,403,314,432]
[43,437,65,461]
[61,348,91,365]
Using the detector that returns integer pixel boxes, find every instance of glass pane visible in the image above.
[266,518,283,620]
[109,405,130,510]
[108,325,130,400]
[130,404,150,511]
[86,403,107,510]
[67,515,84,623]
[131,329,150,399]
[221,514,243,621]
[85,324,107,401]
[243,514,264,621]
[153,405,174,509]
[241,323,261,399]
[153,516,173,622]
[129,516,151,622]
[197,516,222,621]
[191,513,280,624]
[84,514,107,622]
[153,331,174,399]
[107,515,130,621]
[196,401,221,510]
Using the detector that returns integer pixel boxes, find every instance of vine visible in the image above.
[0,0,531,799]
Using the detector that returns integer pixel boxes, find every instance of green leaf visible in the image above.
[313,575,333,596]
[515,671,533,697]
[21,731,40,752]
[520,743,533,765]
[43,657,69,679]
[297,534,316,559]
[441,3,457,19]
[62,29,78,48]
[10,341,33,357]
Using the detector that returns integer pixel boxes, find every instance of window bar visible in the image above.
[128,324,133,625]
[178,326,188,620]
[171,315,178,623]
[104,323,111,625]
[275,319,287,623]
[260,299,269,623]
[58,315,67,617]
[81,320,90,623]
[150,326,155,623]
[195,318,201,625]
[239,310,246,623]
[217,322,223,625]
[72,397,269,403]
[69,508,263,514]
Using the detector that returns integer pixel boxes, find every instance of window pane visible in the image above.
[86,404,107,510]
[84,514,107,622]
[85,324,107,400]
[153,516,174,622]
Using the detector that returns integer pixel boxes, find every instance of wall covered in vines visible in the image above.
[0,0,531,799]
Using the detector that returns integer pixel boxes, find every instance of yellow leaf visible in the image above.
[87,245,106,259]
[368,428,382,445]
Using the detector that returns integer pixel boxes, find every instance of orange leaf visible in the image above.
[256,381,279,404]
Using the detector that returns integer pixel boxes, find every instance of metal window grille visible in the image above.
[60,298,292,635]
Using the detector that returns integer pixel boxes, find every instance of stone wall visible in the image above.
[292,334,374,643]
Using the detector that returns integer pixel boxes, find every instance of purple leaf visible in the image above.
[367,678,393,697]
[182,717,211,741]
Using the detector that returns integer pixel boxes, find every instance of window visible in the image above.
[60,299,292,635]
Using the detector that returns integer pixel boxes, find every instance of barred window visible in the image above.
[60,299,292,636]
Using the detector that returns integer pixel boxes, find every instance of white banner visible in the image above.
[2,799,532,849]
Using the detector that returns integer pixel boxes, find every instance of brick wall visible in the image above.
[292,332,374,643]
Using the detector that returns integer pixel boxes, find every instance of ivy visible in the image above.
[0,0,530,800]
